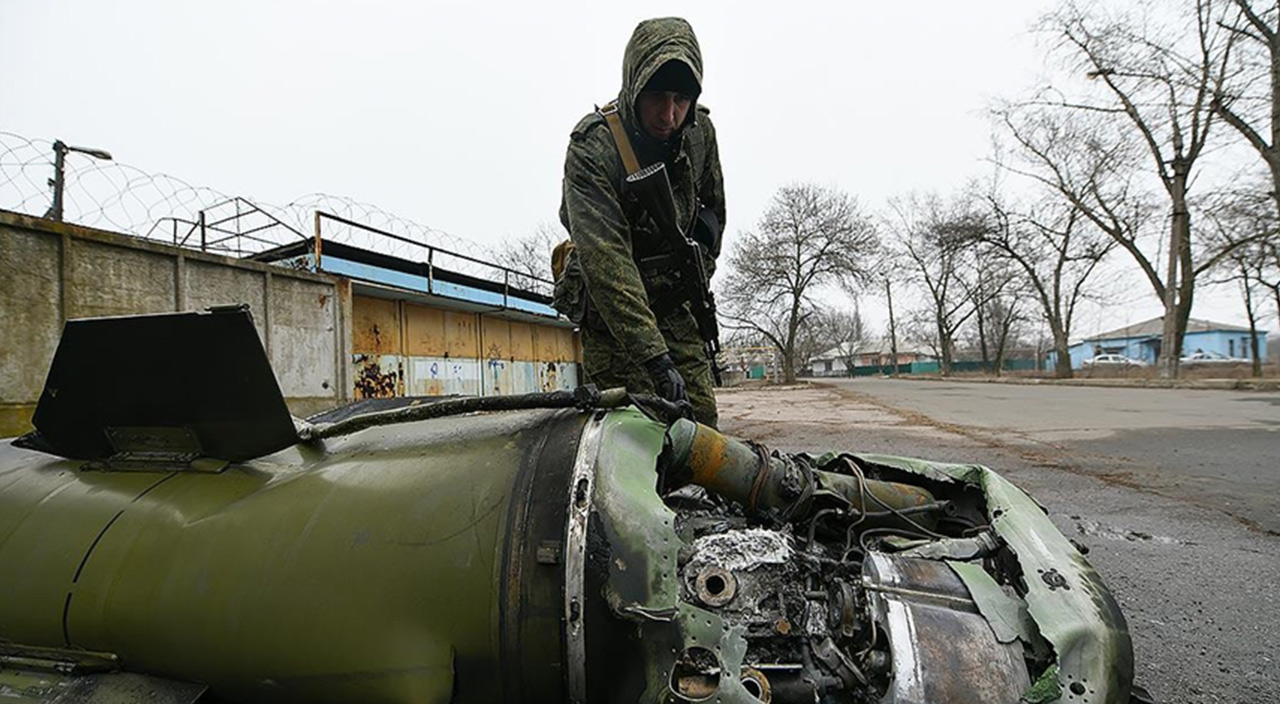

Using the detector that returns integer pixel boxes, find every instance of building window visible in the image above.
[824,360,833,372]
[1229,339,1235,357]
[1243,337,1250,358]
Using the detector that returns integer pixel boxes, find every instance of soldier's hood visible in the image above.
[618,17,703,142]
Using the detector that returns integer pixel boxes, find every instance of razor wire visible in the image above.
[0,130,498,280]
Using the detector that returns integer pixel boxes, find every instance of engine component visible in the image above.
[663,418,940,530]
[0,309,1138,704]
[862,553,1031,704]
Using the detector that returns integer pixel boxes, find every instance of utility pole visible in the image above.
[44,139,114,221]
[885,275,899,377]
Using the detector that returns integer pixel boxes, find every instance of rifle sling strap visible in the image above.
[599,103,642,177]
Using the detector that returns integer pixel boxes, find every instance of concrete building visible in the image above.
[1052,317,1269,369]
[0,209,579,438]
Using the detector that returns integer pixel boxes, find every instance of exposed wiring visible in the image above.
[841,456,948,540]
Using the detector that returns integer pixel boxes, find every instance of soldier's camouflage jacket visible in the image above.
[557,17,726,365]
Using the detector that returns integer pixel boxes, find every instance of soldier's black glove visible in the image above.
[643,353,691,408]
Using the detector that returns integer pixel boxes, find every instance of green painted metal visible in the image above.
[0,667,207,704]
[947,560,1039,646]
[856,453,1134,704]
[586,409,758,704]
[1,394,1135,704]
[847,359,1041,376]
[0,407,584,704]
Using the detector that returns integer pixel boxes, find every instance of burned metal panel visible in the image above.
[863,553,1031,704]
[856,453,1135,704]
[405,356,480,397]
[585,409,758,704]
[351,295,402,355]
[352,354,404,399]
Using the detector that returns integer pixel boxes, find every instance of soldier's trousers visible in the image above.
[579,306,718,428]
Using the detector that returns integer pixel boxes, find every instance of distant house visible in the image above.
[807,339,933,377]
[1052,317,1268,369]
[851,338,933,368]
[722,345,781,381]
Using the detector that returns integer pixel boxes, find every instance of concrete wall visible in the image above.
[0,210,348,437]
[350,294,579,398]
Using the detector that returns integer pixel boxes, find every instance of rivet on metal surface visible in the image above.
[1040,568,1070,591]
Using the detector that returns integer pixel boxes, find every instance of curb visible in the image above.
[840,375,1280,392]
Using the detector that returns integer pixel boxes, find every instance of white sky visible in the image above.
[0,0,1268,339]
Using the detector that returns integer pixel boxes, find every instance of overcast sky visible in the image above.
[0,0,1264,338]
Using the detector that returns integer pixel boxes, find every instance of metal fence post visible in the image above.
[313,211,323,272]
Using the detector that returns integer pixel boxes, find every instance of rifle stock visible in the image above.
[625,162,723,385]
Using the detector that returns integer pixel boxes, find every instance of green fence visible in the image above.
[849,359,1040,376]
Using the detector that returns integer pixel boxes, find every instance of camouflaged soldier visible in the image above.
[555,17,725,427]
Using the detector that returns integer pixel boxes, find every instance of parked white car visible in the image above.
[1181,350,1248,365]
[1082,353,1148,367]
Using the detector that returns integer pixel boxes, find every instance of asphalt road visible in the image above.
[716,379,1280,704]
[823,378,1280,536]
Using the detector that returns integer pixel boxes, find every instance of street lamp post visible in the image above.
[44,139,113,221]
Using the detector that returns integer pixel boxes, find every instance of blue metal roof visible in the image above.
[316,254,560,318]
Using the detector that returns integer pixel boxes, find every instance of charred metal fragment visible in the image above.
[1,308,1138,704]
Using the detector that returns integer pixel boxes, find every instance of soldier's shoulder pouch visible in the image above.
[551,240,588,326]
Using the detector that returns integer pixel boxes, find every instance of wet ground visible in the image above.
[716,380,1280,704]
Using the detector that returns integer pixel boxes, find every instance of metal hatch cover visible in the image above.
[15,305,298,463]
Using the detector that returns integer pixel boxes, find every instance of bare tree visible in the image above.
[958,242,1023,374]
[792,313,831,378]
[1215,1,1280,215]
[722,184,878,383]
[986,296,1026,376]
[974,182,1116,378]
[962,284,1027,377]
[1266,239,1280,321]
[819,306,868,373]
[887,191,996,376]
[491,222,559,297]
[1027,0,1237,377]
[1204,185,1277,375]
[1213,1,1280,354]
